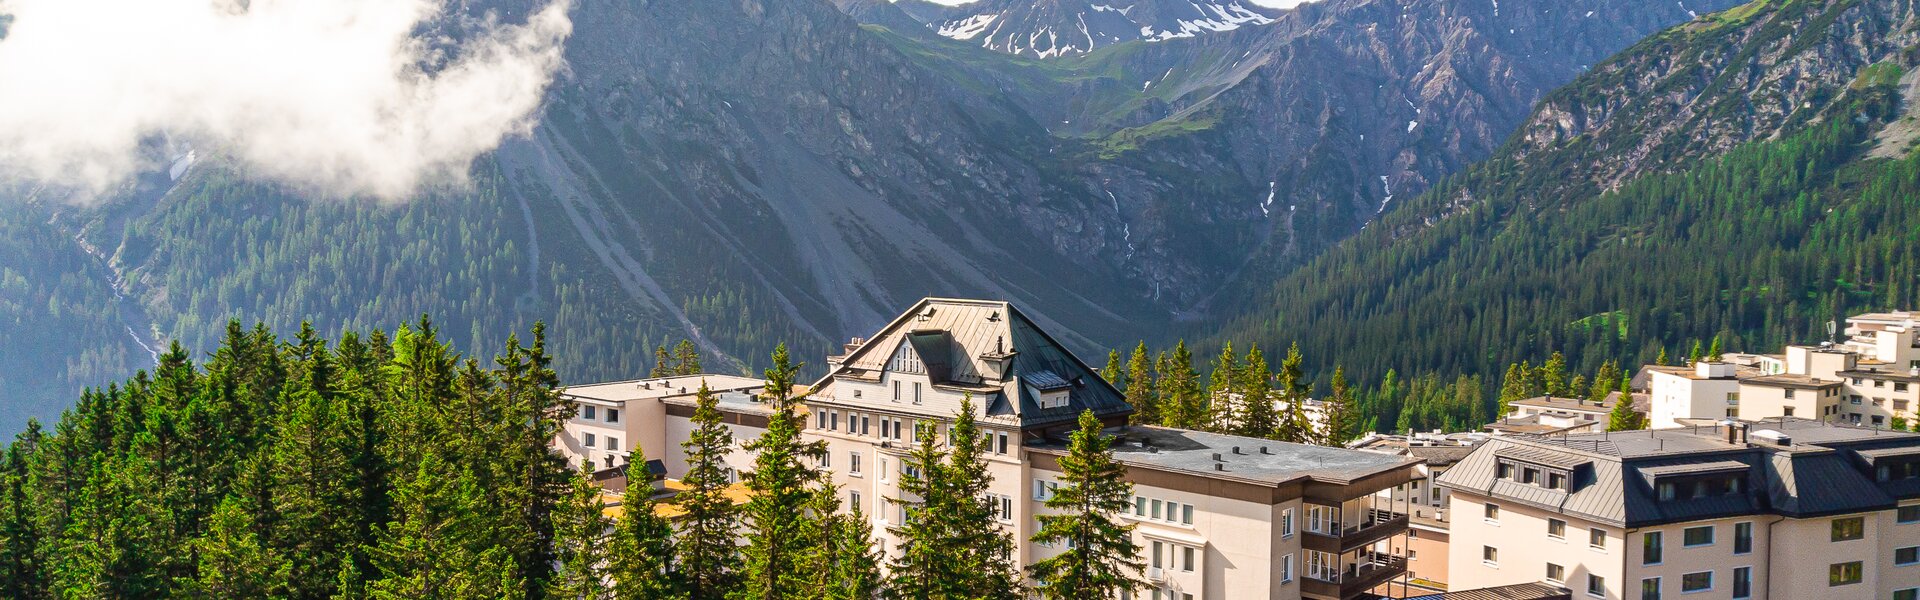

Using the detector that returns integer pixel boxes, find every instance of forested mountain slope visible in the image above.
[0,0,1734,435]
[1215,0,1920,387]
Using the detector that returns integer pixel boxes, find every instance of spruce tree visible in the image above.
[270,342,360,600]
[676,382,740,598]
[1497,363,1527,419]
[1656,347,1671,366]
[1158,342,1204,430]
[1707,335,1724,362]
[1688,340,1705,365]
[821,503,883,600]
[1276,343,1311,444]
[1541,352,1569,397]
[885,419,949,600]
[1123,343,1159,426]
[1322,366,1359,445]
[737,344,826,600]
[185,495,290,598]
[674,340,703,376]
[1,423,44,599]
[1102,350,1123,388]
[1205,342,1238,431]
[548,467,612,600]
[609,448,682,600]
[1029,411,1143,599]
[366,454,520,600]
[941,396,1021,598]
[1607,376,1644,432]
[1235,345,1278,440]
[651,346,673,378]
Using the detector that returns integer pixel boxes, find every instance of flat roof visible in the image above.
[563,374,768,403]
[1028,425,1417,486]
[1743,374,1842,390]
[1510,395,1613,413]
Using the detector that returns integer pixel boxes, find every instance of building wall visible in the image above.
[1625,515,1774,600]
[562,409,634,471]
[1446,493,1626,599]
[1650,372,1741,429]
[662,414,763,480]
[1733,384,1832,422]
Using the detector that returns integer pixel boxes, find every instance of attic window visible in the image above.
[1495,458,1571,491]
[890,342,923,374]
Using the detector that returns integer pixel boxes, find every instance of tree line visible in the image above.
[0,320,1148,599]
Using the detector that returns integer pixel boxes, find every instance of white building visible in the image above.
[1646,311,1920,428]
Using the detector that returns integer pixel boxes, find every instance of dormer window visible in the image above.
[1493,447,1585,492]
[890,342,923,374]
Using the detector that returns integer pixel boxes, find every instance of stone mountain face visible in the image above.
[3,0,1753,434]
[894,0,1284,58]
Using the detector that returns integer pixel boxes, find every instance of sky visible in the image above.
[0,0,574,201]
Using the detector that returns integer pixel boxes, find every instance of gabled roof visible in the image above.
[811,298,1131,428]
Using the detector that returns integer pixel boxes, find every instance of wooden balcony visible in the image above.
[1300,555,1407,600]
[1302,508,1409,553]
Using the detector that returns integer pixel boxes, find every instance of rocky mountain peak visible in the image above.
[897,0,1286,57]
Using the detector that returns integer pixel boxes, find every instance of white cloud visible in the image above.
[0,0,573,201]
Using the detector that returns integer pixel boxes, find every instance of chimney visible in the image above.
[1212,452,1223,461]
[1214,463,1225,471]
[1232,446,1243,455]
[1260,446,1272,455]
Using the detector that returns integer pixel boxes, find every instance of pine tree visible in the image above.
[1607,376,1644,432]
[548,468,612,600]
[1656,347,1671,366]
[886,418,949,599]
[1589,361,1621,405]
[673,340,703,376]
[1688,340,1705,365]
[1235,345,1278,439]
[1707,335,1724,362]
[1,422,44,599]
[676,382,740,598]
[651,346,673,378]
[609,448,682,600]
[270,339,360,600]
[1205,342,1238,431]
[1123,343,1159,426]
[737,345,826,600]
[1102,350,1122,388]
[1029,411,1144,599]
[184,495,290,598]
[1322,366,1358,446]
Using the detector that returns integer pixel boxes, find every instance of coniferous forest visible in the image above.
[0,319,1146,600]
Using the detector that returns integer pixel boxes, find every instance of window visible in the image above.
[1482,546,1498,566]
[1898,590,1918,600]
[1784,406,1796,417]
[1281,508,1295,538]
[913,382,922,405]
[820,450,830,468]
[1831,516,1865,541]
[998,432,1009,455]
[1733,522,1752,554]
[1644,531,1663,565]
[817,410,828,429]
[1280,554,1295,583]
[849,490,861,512]
[1903,505,1920,523]
[1829,561,1863,586]
[850,452,862,475]
[605,408,619,423]
[1182,504,1194,525]
[1591,527,1607,549]
[1548,518,1566,539]
[1546,563,1566,583]
[1133,495,1145,514]
[881,419,891,439]
[1181,546,1196,572]
[1152,499,1162,520]
[892,381,900,402]
[1498,463,1514,479]
[583,432,596,447]
[1899,546,1920,566]
[890,342,921,373]
[1151,541,1163,570]
[1683,526,1713,547]
[1485,503,1501,522]
[1731,566,1751,599]
[1588,574,1606,598]
[1641,577,1662,600]
[860,415,871,435]
[607,437,620,452]
[582,405,596,420]
[880,457,889,482]
[1680,571,1711,593]
[1549,471,1567,490]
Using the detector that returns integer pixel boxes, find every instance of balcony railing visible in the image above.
[1300,555,1408,599]
[1303,508,1409,553]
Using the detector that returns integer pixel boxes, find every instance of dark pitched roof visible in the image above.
[1437,419,1920,526]
[1409,583,1571,600]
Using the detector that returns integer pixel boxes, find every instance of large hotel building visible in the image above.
[558,298,1423,600]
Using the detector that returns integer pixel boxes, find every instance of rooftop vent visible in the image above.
[1231,446,1243,455]
[1214,463,1225,472]
[1260,446,1273,455]
[1212,452,1223,461]
[1751,429,1792,446]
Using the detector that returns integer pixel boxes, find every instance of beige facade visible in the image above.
[1650,311,1920,428]
[1438,419,1920,600]
[557,374,768,476]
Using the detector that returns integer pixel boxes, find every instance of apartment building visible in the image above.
[557,374,769,478]
[1648,311,1920,428]
[800,298,1424,600]
[1438,418,1920,600]
[1354,431,1490,594]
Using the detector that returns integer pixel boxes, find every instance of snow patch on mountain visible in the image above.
[921,0,1285,58]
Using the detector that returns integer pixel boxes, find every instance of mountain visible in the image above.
[1212,0,1920,387]
[0,0,1734,436]
[887,0,1284,58]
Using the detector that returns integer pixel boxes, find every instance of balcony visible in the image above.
[1301,554,1407,599]
[1303,507,1409,553]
